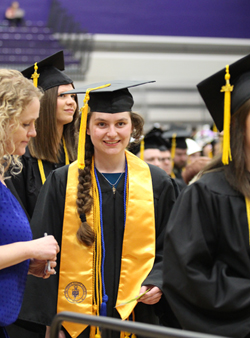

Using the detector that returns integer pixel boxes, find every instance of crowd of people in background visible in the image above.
[1,49,250,338]
[129,123,220,191]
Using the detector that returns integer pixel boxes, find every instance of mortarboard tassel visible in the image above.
[245,197,250,246]
[212,123,218,133]
[139,138,144,161]
[31,62,39,88]
[170,133,176,178]
[170,133,176,160]
[220,65,234,165]
[78,84,111,170]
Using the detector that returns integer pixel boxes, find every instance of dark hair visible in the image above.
[130,111,144,142]
[28,85,79,162]
[76,110,144,246]
[199,99,250,198]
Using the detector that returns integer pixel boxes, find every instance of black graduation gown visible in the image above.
[18,162,177,338]
[163,169,250,338]
[172,167,186,191]
[5,147,69,338]
[4,178,30,221]
[9,147,67,218]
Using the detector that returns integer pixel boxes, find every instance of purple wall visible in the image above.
[58,0,250,38]
[1,0,250,39]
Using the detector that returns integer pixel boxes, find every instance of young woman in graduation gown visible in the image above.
[163,53,250,338]
[19,81,177,338]
[8,51,79,219]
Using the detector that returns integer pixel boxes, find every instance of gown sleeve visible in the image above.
[142,165,177,289]
[17,166,68,327]
[7,155,29,215]
[163,173,250,338]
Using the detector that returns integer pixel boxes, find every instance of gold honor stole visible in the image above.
[57,150,155,338]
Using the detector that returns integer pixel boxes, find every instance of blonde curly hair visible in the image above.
[0,69,43,175]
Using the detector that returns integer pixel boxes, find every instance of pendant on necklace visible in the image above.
[112,186,116,194]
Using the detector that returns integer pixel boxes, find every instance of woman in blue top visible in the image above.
[0,69,59,338]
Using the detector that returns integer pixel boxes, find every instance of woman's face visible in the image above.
[87,111,133,159]
[56,84,77,127]
[7,98,40,156]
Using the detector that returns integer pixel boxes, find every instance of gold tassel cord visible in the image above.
[38,159,46,184]
[78,84,111,170]
[170,171,176,179]
[220,65,234,165]
[170,133,176,178]
[139,138,144,160]
[91,159,103,338]
[212,123,218,133]
[38,137,69,184]
[31,62,39,88]
[78,102,88,170]
[245,197,250,246]
[120,310,137,338]
[62,137,70,165]
[170,133,176,160]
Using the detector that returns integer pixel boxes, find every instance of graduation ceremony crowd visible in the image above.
[1,49,250,338]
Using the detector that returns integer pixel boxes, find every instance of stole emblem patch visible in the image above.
[64,282,87,303]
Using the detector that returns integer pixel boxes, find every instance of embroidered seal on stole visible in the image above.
[64,282,87,304]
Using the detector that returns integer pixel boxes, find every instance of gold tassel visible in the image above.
[78,84,111,170]
[212,123,218,133]
[131,311,136,338]
[31,62,39,87]
[170,133,176,160]
[245,197,250,246]
[90,326,96,338]
[37,159,46,184]
[89,305,98,338]
[62,136,69,165]
[78,96,89,170]
[170,133,176,177]
[220,65,234,165]
[95,331,101,338]
[120,311,137,338]
[139,138,144,160]
[170,171,176,179]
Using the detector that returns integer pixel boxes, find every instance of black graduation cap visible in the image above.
[162,129,191,149]
[76,80,155,169]
[130,126,169,155]
[64,80,155,113]
[21,50,73,91]
[197,53,250,132]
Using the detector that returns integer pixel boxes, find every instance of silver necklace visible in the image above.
[100,171,124,194]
